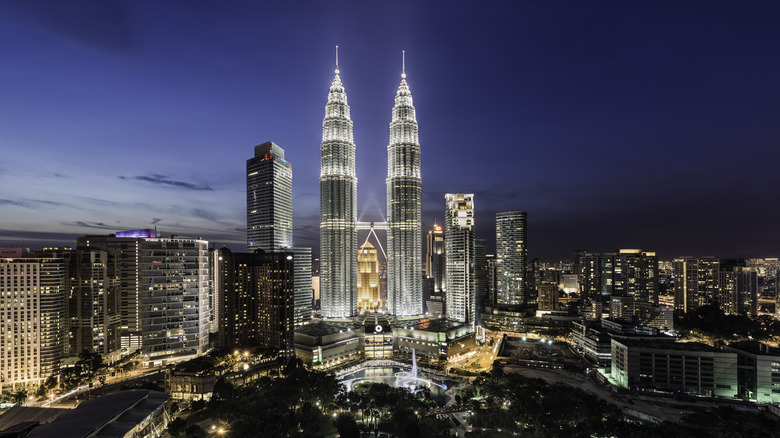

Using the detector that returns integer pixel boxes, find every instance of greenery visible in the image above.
[203,357,451,437]
[459,369,780,437]
[675,305,780,340]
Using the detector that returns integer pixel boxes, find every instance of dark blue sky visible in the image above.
[1,1,779,261]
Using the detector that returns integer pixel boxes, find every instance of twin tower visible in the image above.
[320,50,422,319]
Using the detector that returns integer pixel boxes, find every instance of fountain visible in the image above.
[341,349,447,396]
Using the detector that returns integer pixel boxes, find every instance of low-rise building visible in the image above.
[725,341,780,403]
[611,338,737,398]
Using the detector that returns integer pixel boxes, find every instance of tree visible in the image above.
[334,412,360,438]
[167,417,187,437]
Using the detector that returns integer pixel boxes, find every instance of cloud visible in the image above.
[190,208,219,222]
[119,174,213,191]
[62,221,119,230]
[0,0,134,53]
[0,198,71,209]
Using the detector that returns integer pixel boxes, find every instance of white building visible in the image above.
[0,254,65,392]
[444,193,475,323]
[319,55,358,319]
[386,56,423,317]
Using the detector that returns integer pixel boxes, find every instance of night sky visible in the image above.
[1,1,779,261]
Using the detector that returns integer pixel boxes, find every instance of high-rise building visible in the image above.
[79,231,209,357]
[673,256,719,313]
[474,239,488,325]
[246,141,311,327]
[0,254,66,392]
[574,249,658,307]
[386,55,423,317]
[720,264,758,317]
[445,193,475,323]
[495,211,527,308]
[320,55,358,319]
[214,248,296,357]
[357,242,381,312]
[425,222,445,293]
[247,141,292,251]
[60,248,121,359]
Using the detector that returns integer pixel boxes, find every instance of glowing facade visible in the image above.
[386,57,423,317]
[426,222,445,292]
[357,242,381,312]
[247,141,292,251]
[445,193,475,323]
[495,211,527,308]
[320,57,358,318]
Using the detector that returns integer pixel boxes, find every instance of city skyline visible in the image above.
[2,2,780,260]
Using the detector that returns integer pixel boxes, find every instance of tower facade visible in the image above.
[426,223,445,292]
[495,211,527,308]
[357,242,381,312]
[386,59,423,317]
[320,60,358,318]
[247,141,292,251]
[0,255,65,391]
[444,193,475,323]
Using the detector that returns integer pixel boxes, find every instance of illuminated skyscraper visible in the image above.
[673,256,719,313]
[0,253,65,392]
[387,53,423,317]
[79,231,209,357]
[495,211,527,308]
[247,141,292,251]
[357,242,381,312]
[445,193,475,323]
[426,222,445,293]
[320,50,358,318]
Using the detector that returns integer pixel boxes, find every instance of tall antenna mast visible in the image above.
[335,45,339,73]
[401,50,406,79]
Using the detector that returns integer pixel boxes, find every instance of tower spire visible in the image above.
[401,50,406,79]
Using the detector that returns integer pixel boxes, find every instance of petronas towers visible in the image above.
[320,50,423,318]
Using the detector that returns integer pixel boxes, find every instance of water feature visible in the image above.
[340,349,453,405]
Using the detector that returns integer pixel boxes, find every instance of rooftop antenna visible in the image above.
[335,45,339,74]
[401,50,406,79]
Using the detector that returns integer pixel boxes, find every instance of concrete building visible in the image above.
[495,211,527,308]
[386,57,423,317]
[0,254,65,392]
[319,57,358,319]
[444,193,475,324]
[357,242,381,312]
[246,141,292,252]
[724,341,780,403]
[214,248,296,357]
[611,338,738,397]
[673,256,719,313]
[78,231,209,358]
[425,222,445,293]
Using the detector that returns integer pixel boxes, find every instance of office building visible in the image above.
[611,338,737,398]
[214,248,296,357]
[357,242,381,312]
[386,56,423,317]
[246,141,292,251]
[320,56,358,319]
[0,254,65,392]
[79,231,209,357]
[63,248,121,360]
[574,249,658,307]
[725,341,780,403]
[444,193,475,323]
[495,211,527,308]
[425,222,445,293]
[720,264,758,316]
[673,256,719,313]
